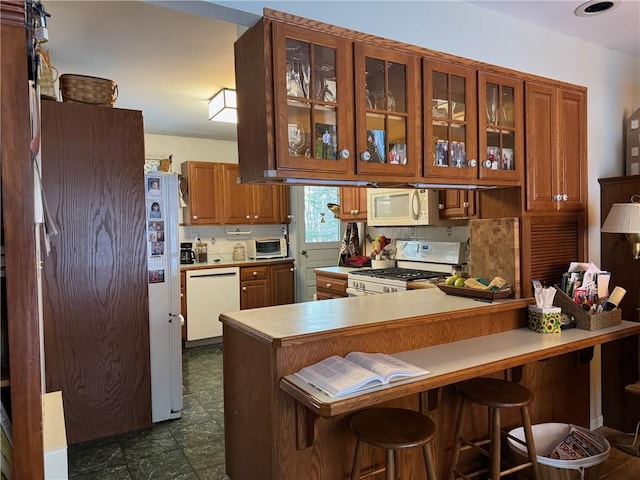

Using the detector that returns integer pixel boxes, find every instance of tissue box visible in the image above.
[528,306,562,334]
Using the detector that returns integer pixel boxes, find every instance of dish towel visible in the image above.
[339,222,364,266]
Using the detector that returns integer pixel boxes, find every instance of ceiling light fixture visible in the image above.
[575,0,620,17]
[208,88,237,123]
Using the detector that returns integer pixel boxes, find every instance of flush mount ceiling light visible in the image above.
[575,0,620,17]
[208,88,237,123]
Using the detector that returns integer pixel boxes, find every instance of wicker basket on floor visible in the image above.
[59,74,117,107]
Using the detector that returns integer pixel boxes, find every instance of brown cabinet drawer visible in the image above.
[241,266,269,281]
[315,274,348,297]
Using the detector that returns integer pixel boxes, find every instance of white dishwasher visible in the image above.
[186,267,240,341]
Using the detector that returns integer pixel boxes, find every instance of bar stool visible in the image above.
[448,377,540,480]
[350,407,438,480]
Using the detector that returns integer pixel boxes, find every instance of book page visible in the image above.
[344,352,430,383]
[294,355,384,397]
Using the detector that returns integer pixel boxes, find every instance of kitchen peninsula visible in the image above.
[220,289,640,479]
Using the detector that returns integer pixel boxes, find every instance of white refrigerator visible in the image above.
[145,172,183,422]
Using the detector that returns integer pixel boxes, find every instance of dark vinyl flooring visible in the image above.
[67,344,229,480]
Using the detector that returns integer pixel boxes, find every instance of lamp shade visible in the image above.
[601,203,640,233]
[208,88,237,123]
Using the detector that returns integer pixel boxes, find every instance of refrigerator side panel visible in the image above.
[146,172,183,422]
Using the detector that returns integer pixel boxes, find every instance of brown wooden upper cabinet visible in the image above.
[354,43,419,182]
[181,161,223,225]
[525,82,586,212]
[423,60,477,181]
[438,190,476,220]
[182,162,290,225]
[477,72,524,183]
[221,164,290,224]
[339,187,367,221]
[272,23,354,177]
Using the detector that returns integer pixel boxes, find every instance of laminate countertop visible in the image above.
[180,256,294,272]
[220,288,533,346]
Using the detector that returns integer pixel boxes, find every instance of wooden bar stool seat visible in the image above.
[350,407,437,480]
[448,377,540,480]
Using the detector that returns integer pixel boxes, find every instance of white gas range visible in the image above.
[346,240,466,296]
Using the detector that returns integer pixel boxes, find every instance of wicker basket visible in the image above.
[59,74,117,107]
[553,285,621,330]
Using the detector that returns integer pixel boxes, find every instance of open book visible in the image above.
[293,352,430,397]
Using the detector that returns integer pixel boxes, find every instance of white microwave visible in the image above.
[246,238,287,259]
[367,188,441,226]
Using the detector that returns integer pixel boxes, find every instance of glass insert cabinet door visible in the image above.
[477,71,523,182]
[354,43,418,180]
[423,60,477,180]
[272,24,353,175]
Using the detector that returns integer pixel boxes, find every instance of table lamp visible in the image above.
[602,194,640,456]
[601,195,640,259]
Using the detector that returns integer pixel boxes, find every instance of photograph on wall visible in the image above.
[147,176,162,196]
[315,123,337,159]
[148,199,163,219]
[148,269,165,284]
[365,130,385,163]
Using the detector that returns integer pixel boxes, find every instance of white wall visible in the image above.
[212,0,640,429]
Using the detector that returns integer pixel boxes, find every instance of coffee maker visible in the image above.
[180,242,195,264]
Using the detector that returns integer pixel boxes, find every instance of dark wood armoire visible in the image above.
[41,100,152,444]
[599,175,640,432]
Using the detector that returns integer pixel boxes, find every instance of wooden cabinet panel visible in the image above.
[222,163,289,225]
[339,187,367,221]
[272,262,295,305]
[240,261,295,309]
[181,161,222,224]
[525,82,586,212]
[241,279,270,310]
[599,175,640,432]
[315,271,348,299]
[438,190,475,220]
[41,101,151,444]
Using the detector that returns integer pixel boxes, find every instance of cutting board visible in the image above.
[468,217,520,297]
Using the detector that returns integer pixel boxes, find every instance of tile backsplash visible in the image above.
[365,224,469,254]
[180,224,286,260]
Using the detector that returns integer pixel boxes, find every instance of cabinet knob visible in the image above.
[252,271,258,276]
[352,209,359,215]
[339,149,350,159]
[326,283,332,288]
[463,201,470,208]
[287,214,293,219]
[360,151,371,161]
[482,159,492,169]
[467,159,477,168]
[254,215,259,219]
[192,215,198,220]
[290,268,294,272]
[438,203,444,210]
[246,215,251,219]
[242,286,247,292]
[562,194,569,202]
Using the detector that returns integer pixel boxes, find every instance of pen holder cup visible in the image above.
[528,306,562,334]
[552,285,622,331]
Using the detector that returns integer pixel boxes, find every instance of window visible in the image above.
[303,186,340,243]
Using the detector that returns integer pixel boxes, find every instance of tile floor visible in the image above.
[67,344,229,480]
